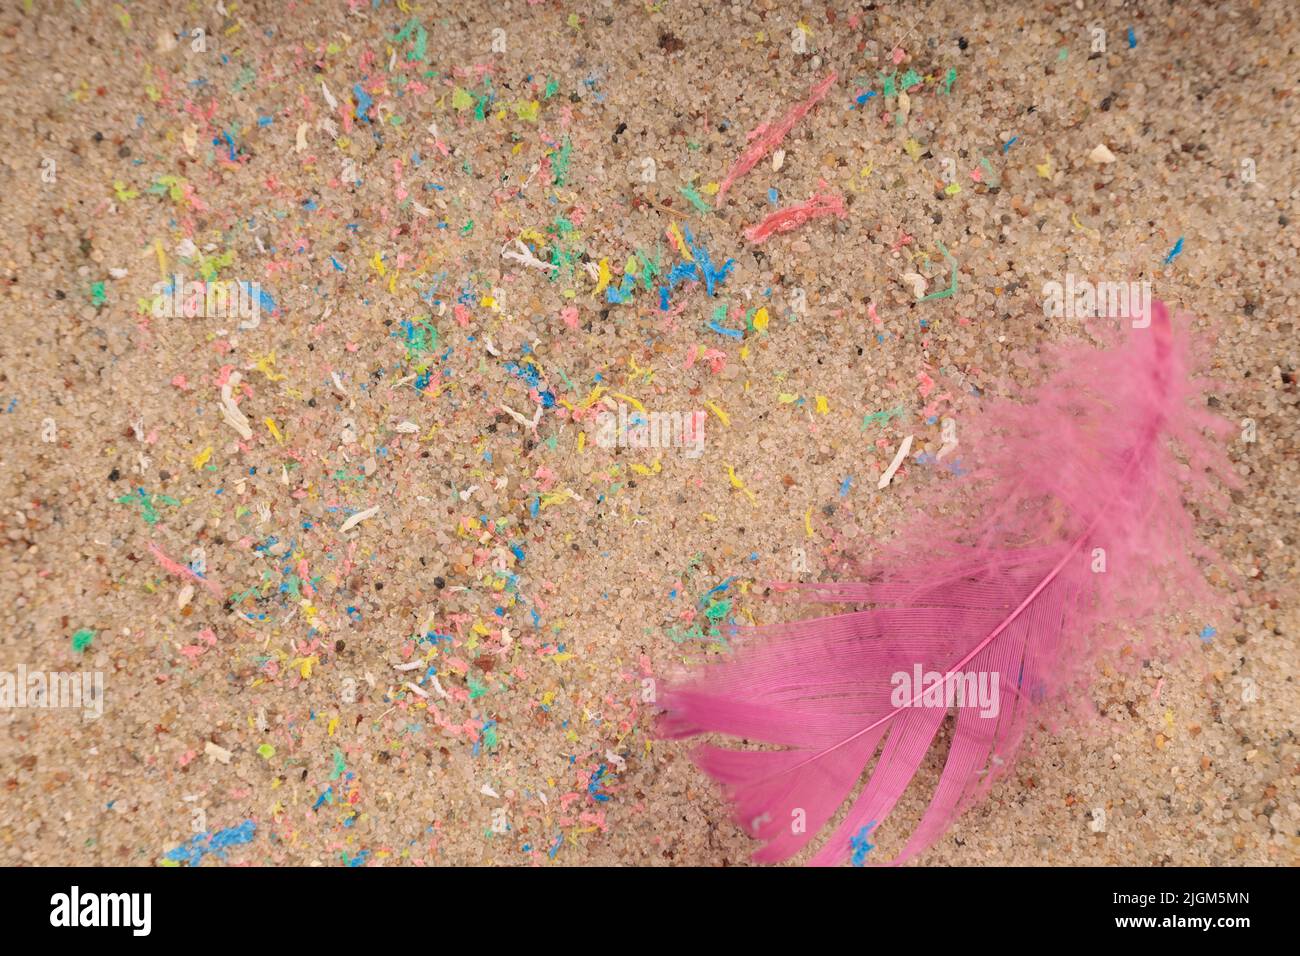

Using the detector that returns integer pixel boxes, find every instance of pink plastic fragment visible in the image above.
[716,72,837,205]
[743,191,847,243]
[149,543,224,598]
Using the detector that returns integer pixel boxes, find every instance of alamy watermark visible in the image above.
[1041,274,1152,327]
[1,664,104,720]
[890,665,999,718]
[150,274,263,329]
[593,403,705,458]
[50,886,150,936]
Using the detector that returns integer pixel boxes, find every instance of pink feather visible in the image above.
[659,302,1236,865]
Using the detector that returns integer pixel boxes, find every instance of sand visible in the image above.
[0,0,1295,866]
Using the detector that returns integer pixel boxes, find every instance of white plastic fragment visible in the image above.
[878,434,914,489]
[204,741,233,764]
[1088,143,1116,164]
[220,371,253,439]
[338,504,379,533]
[501,238,556,273]
[499,402,542,431]
[936,419,959,461]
